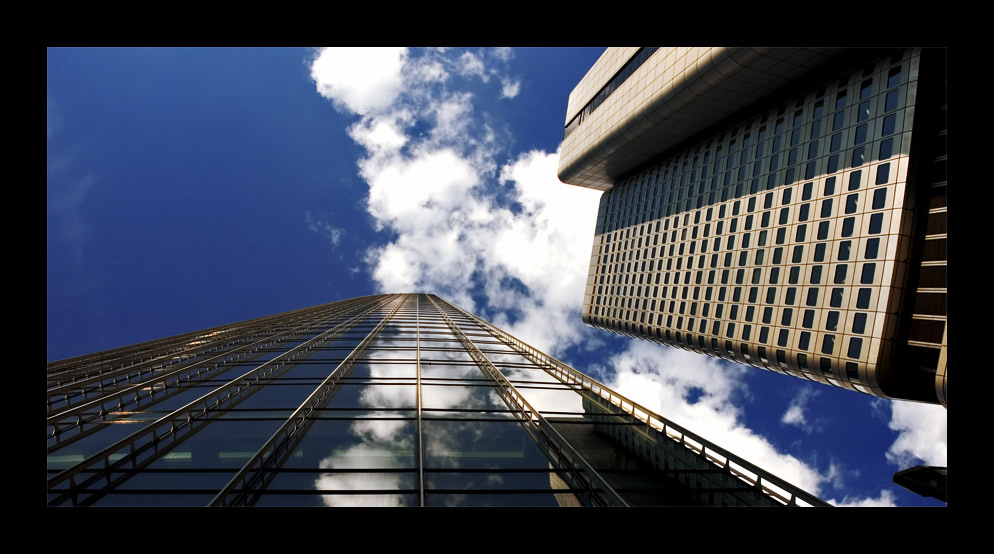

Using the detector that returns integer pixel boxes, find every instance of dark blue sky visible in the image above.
[46,47,945,506]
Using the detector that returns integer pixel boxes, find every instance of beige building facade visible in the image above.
[560,48,946,405]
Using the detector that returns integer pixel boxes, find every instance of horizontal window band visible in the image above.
[906,340,942,349]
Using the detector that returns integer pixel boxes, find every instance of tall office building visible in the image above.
[560,48,946,405]
[47,293,827,507]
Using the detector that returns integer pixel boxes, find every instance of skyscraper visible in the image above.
[560,48,946,405]
[47,293,827,507]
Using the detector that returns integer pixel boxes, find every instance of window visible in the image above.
[847,337,863,359]
[806,287,819,306]
[830,132,842,152]
[824,177,836,196]
[882,113,896,136]
[781,308,793,325]
[827,152,839,173]
[856,288,872,309]
[821,198,832,217]
[860,78,873,99]
[865,238,880,259]
[802,309,815,328]
[831,288,844,307]
[838,241,852,261]
[887,66,901,88]
[854,124,868,145]
[852,147,865,167]
[792,246,804,263]
[857,100,870,122]
[845,194,858,214]
[852,312,867,334]
[814,243,826,262]
[821,334,835,355]
[826,310,839,331]
[861,263,876,284]
[869,213,883,234]
[842,217,855,237]
[846,362,860,381]
[834,264,848,284]
[885,90,899,112]
[821,222,834,247]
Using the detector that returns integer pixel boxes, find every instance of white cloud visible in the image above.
[310,47,408,116]
[500,78,521,99]
[822,460,846,491]
[457,51,487,81]
[782,405,806,426]
[408,56,448,84]
[780,386,823,434]
[828,489,898,507]
[305,212,345,248]
[310,47,601,358]
[494,47,513,61]
[348,117,408,155]
[886,400,948,468]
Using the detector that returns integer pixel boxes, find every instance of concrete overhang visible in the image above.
[558,47,857,190]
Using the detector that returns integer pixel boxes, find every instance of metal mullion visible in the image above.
[425,294,627,507]
[46,299,368,395]
[45,296,373,374]
[47,295,397,507]
[50,320,314,417]
[46,306,338,383]
[209,294,409,507]
[46,322,289,393]
[443,297,830,508]
[46,298,382,453]
[45,317,276,380]
[415,294,425,506]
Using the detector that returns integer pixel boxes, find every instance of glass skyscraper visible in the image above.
[47,293,827,507]
[560,48,946,405]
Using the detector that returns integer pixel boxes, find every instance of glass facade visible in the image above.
[48,293,827,507]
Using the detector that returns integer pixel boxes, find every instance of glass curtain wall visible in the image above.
[47,293,827,507]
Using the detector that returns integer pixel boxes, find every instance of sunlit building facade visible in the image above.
[47,293,827,507]
[560,48,946,405]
